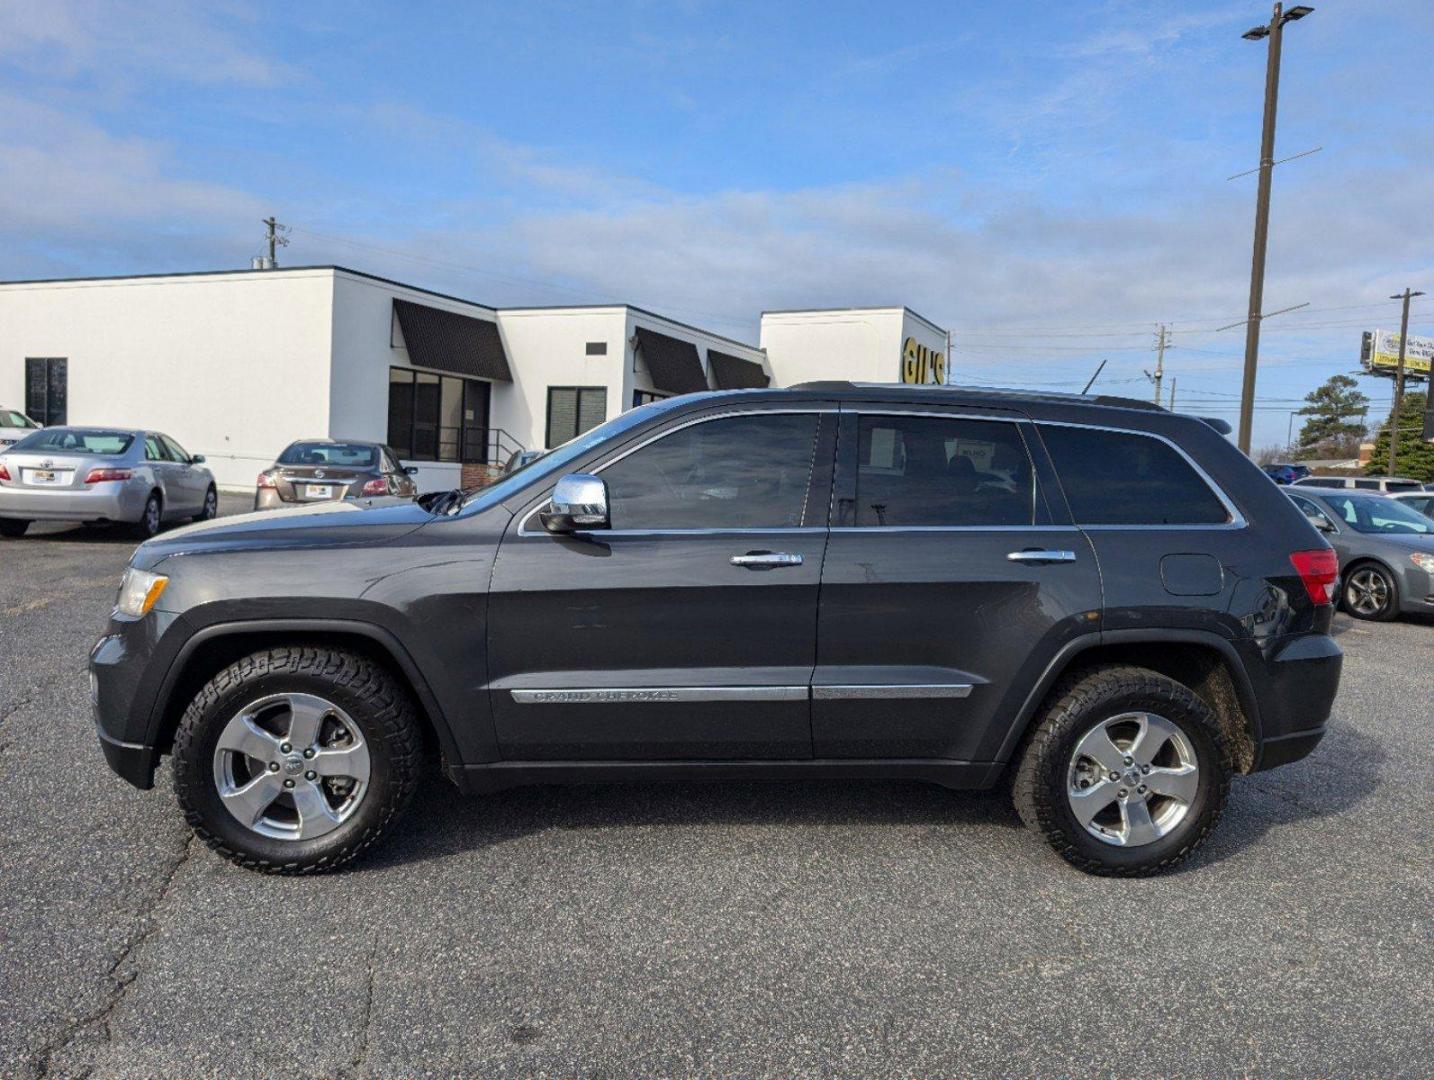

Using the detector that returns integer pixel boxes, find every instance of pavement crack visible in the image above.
[339,930,381,1080]
[25,831,197,1078]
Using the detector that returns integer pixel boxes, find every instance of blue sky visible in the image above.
[2,0,1431,449]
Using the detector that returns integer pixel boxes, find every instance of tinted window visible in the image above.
[1041,426,1230,526]
[1353,479,1379,491]
[855,415,1036,527]
[601,413,819,530]
[1384,480,1421,492]
[547,387,607,449]
[279,442,379,468]
[11,428,132,455]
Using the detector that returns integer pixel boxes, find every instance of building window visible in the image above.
[585,341,608,356]
[632,389,668,409]
[387,367,491,463]
[546,386,606,449]
[25,358,67,427]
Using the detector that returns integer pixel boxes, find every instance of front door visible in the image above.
[813,406,1102,761]
[487,408,834,760]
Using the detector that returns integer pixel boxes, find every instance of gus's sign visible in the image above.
[901,337,946,385]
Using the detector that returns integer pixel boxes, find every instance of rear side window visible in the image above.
[1353,479,1379,491]
[854,415,1037,527]
[601,413,819,530]
[1040,425,1231,526]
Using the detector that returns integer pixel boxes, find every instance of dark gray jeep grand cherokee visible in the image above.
[91,383,1342,876]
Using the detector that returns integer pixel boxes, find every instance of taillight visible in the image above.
[1290,549,1338,606]
[361,478,389,497]
[0,462,9,482]
[256,472,277,489]
[84,468,133,484]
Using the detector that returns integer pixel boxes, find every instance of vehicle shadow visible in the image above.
[365,775,1025,871]
[17,524,143,544]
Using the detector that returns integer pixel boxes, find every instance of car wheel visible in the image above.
[1342,562,1398,621]
[172,646,423,874]
[134,492,162,539]
[1013,665,1232,877]
[197,485,218,521]
[0,518,29,538]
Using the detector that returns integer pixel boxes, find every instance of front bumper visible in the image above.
[0,480,147,522]
[90,610,181,789]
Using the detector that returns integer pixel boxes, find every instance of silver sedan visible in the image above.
[0,427,216,539]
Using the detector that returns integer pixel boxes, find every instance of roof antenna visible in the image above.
[1081,359,1108,395]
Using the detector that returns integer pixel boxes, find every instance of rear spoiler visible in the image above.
[1188,416,1233,436]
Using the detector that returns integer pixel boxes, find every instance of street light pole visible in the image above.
[1236,3,1313,454]
[1386,287,1425,475]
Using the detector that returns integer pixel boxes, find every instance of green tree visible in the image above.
[1296,374,1369,454]
[1367,390,1434,481]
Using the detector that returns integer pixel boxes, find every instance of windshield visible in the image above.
[10,428,134,455]
[1322,493,1433,535]
[460,399,683,512]
[279,442,378,468]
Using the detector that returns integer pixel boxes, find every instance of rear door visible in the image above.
[486,406,835,761]
[813,405,1101,761]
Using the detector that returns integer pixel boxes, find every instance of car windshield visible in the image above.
[279,442,378,468]
[9,428,133,455]
[460,398,685,512]
[1322,493,1433,535]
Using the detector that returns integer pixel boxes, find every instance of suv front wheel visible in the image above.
[172,646,422,874]
[1013,665,1232,876]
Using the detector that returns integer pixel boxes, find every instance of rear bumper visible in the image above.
[0,481,147,522]
[1250,632,1342,772]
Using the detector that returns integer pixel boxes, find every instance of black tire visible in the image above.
[196,485,219,522]
[134,492,162,539]
[172,646,423,874]
[0,518,29,538]
[1341,561,1399,622]
[1013,665,1232,877]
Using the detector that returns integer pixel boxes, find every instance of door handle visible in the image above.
[730,551,804,568]
[1007,549,1077,564]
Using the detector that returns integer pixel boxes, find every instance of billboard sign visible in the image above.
[901,336,947,385]
[1361,329,1432,379]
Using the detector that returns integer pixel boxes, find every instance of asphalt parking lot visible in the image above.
[1,496,1431,1079]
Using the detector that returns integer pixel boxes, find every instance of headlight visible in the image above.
[1411,552,1434,574]
[115,568,169,618]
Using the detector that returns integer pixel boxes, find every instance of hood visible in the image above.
[131,497,434,571]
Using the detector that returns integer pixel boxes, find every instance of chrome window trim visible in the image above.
[511,686,808,704]
[1035,419,1247,530]
[813,684,973,700]
[828,524,1074,534]
[516,407,834,537]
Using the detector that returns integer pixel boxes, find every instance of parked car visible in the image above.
[0,406,41,449]
[1262,462,1310,485]
[0,427,215,539]
[1285,487,1434,621]
[503,448,546,475]
[1291,474,1424,493]
[91,384,1342,878]
[1391,491,1434,520]
[255,440,417,510]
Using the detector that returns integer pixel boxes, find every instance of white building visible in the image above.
[0,267,950,492]
[759,306,950,388]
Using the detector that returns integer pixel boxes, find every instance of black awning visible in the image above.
[708,349,770,389]
[393,299,512,382]
[633,326,708,395]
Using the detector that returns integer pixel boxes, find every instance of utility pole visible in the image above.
[1236,3,1314,453]
[1146,324,1172,406]
[1386,286,1425,475]
[1168,377,1177,411]
[261,216,288,267]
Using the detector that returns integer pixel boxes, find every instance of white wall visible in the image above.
[0,270,334,489]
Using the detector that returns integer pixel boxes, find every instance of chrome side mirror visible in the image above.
[540,473,609,533]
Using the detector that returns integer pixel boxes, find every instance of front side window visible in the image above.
[1289,494,1337,532]
[854,415,1037,527]
[547,387,607,449]
[1040,426,1231,526]
[600,413,819,530]
[160,435,191,463]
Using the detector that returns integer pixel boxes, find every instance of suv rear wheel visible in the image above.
[1013,665,1231,876]
[172,646,422,874]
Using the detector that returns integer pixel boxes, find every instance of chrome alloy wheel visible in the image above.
[212,693,371,841]
[1344,568,1390,617]
[1066,712,1199,847]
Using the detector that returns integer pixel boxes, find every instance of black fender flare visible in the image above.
[992,628,1264,764]
[144,617,463,769]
